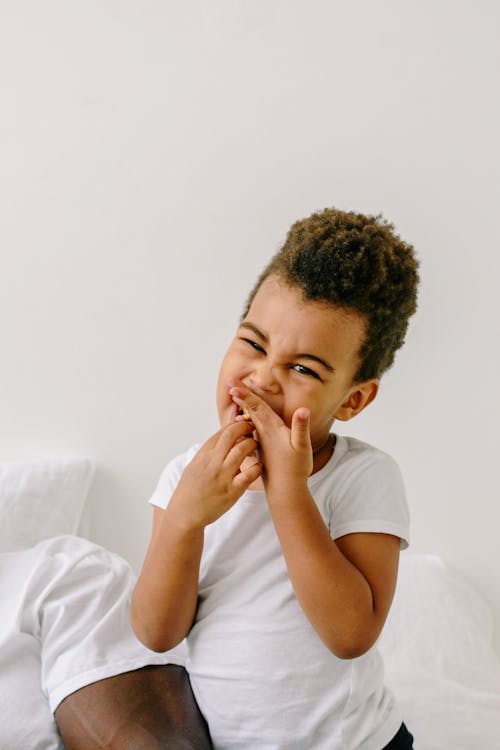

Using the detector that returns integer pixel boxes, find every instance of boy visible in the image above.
[132,208,419,749]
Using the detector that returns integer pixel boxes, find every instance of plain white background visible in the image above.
[1,1,499,649]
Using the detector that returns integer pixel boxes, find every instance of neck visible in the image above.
[312,433,336,474]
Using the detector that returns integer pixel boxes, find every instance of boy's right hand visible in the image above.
[166,421,261,529]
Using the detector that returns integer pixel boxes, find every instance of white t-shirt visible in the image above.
[150,434,410,750]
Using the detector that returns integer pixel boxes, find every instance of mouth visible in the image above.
[232,403,252,421]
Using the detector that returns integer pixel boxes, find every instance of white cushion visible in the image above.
[379,553,500,749]
[0,458,94,552]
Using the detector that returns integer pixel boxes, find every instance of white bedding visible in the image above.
[0,536,499,748]
[379,553,500,749]
[1,433,498,749]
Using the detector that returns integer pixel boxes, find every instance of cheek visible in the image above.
[280,383,317,427]
[220,345,250,382]
[216,348,245,411]
[216,352,232,398]
[219,349,237,387]
[290,388,337,430]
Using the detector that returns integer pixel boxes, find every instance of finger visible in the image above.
[198,420,250,454]
[199,424,231,451]
[215,420,256,458]
[225,436,259,470]
[229,385,283,432]
[233,460,263,492]
[290,407,311,453]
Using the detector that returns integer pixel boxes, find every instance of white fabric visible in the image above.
[1,536,499,749]
[0,458,95,552]
[0,535,185,750]
[150,434,410,750]
[379,553,500,750]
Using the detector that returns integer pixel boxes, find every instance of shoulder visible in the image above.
[338,435,403,483]
[148,444,201,510]
[316,435,404,491]
[313,435,410,548]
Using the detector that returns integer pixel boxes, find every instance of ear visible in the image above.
[334,379,379,422]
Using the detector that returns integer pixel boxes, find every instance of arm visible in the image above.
[131,420,261,652]
[265,480,400,659]
[229,383,400,659]
[131,505,204,653]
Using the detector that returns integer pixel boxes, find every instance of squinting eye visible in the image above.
[242,338,265,354]
[292,364,321,380]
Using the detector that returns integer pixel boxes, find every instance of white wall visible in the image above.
[1,1,499,648]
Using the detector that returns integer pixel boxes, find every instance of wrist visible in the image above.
[163,494,208,536]
[265,475,310,507]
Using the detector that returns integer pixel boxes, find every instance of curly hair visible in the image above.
[243,208,419,382]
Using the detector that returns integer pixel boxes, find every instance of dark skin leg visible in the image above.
[54,664,213,750]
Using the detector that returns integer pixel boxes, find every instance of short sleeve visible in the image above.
[329,450,410,549]
[149,444,200,510]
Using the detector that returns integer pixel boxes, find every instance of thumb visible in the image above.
[290,407,311,453]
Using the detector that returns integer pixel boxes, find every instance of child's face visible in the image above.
[217,275,377,453]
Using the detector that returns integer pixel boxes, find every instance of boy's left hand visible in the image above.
[228,381,313,488]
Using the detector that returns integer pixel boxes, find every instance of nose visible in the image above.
[245,358,280,395]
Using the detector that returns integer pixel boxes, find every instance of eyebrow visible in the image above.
[239,321,335,373]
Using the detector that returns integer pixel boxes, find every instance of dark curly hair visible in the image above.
[243,208,419,382]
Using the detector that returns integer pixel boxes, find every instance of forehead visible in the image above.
[245,277,366,364]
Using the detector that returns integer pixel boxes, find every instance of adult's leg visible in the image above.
[55,664,213,750]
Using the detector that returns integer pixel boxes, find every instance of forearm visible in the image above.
[131,508,204,652]
[132,421,261,651]
[266,480,386,659]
